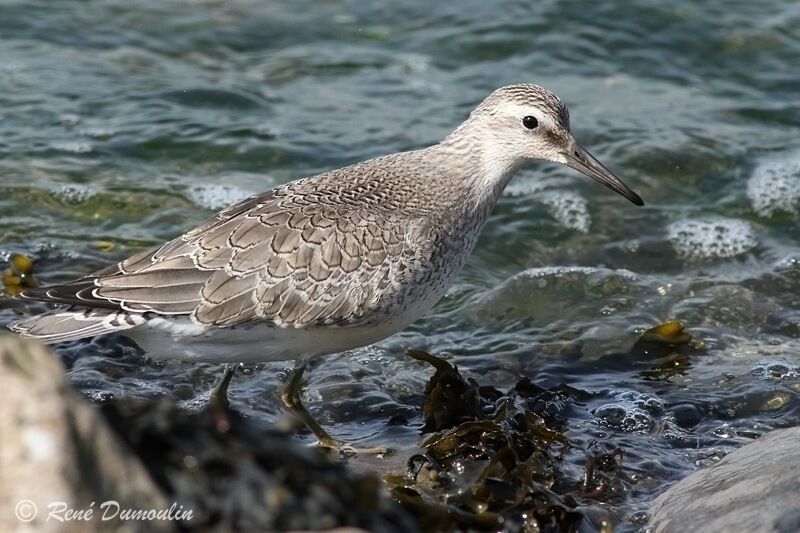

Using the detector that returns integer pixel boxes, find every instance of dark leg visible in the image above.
[209,364,236,409]
[281,359,389,455]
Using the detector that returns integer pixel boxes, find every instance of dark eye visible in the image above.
[522,115,539,129]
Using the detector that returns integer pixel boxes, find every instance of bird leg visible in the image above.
[208,364,236,409]
[281,359,389,455]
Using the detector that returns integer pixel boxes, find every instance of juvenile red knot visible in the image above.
[9,84,643,454]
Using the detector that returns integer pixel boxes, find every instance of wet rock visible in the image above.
[649,426,800,533]
[101,399,416,532]
[0,335,169,533]
[671,284,780,332]
[474,265,644,326]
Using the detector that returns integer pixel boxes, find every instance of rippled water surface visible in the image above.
[2,1,800,529]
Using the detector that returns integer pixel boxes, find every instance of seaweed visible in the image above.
[2,253,39,296]
[630,321,703,380]
[387,351,590,532]
[579,446,625,500]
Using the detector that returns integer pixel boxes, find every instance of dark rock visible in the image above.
[100,399,417,533]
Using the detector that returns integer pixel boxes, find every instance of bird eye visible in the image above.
[522,115,539,130]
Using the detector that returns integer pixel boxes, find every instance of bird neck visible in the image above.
[437,126,522,212]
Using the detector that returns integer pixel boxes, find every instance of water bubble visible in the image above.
[667,217,757,259]
[776,254,800,268]
[671,403,703,428]
[503,178,591,232]
[712,424,732,439]
[539,190,590,232]
[747,152,800,217]
[82,390,116,402]
[253,124,278,138]
[81,127,115,140]
[503,175,569,197]
[52,184,98,203]
[52,141,92,153]
[188,183,252,210]
[751,360,797,380]
[595,404,652,432]
[240,364,258,376]
[304,388,324,403]
[178,396,209,412]
[628,511,650,527]
[594,392,664,433]
[173,383,195,400]
[59,114,81,127]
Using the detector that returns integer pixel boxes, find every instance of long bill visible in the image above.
[564,143,644,206]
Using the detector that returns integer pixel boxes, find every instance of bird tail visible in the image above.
[7,309,145,344]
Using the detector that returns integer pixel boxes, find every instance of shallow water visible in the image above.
[2,0,800,529]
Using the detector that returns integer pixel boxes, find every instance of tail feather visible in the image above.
[8,309,146,344]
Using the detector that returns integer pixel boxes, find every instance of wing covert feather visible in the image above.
[24,187,431,328]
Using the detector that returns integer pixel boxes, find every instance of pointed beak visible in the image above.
[563,143,644,206]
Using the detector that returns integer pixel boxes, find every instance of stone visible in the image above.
[649,427,800,533]
[0,335,170,533]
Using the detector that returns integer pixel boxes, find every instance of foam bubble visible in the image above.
[594,391,664,433]
[503,175,568,197]
[751,360,798,380]
[188,184,252,210]
[667,217,757,259]
[513,265,638,281]
[504,177,590,232]
[747,152,800,217]
[504,179,550,197]
[52,184,97,203]
[539,190,590,232]
[81,127,115,140]
[52,141,92,153]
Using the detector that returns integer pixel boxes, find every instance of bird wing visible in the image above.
[19,185,432,328]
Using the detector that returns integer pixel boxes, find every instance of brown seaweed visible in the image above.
[390,351,592,532]
[2,253,39,296]
[631,321,703,380]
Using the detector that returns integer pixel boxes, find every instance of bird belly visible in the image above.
[123,302,433,364]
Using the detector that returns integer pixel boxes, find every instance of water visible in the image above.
[2,0,800,528]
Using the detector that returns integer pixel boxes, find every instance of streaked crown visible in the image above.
[472,84,570,130]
